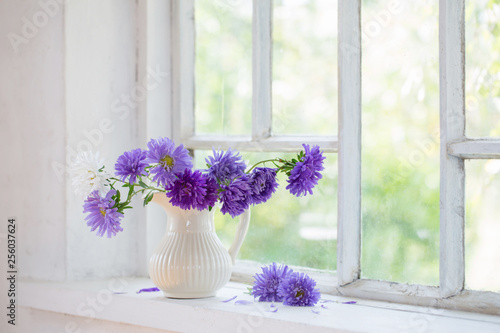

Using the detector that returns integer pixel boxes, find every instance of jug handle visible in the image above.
[227,209,251,265]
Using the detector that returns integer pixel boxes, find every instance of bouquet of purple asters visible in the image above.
[69,137,325,238]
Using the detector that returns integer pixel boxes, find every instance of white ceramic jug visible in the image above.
[149,193,251,298]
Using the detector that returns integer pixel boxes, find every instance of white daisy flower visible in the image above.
[69,151,111,198]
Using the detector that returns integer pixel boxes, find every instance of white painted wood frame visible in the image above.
[439,0,466,298]
[169,0,500,314]
[173,0,337,152]
[171,0,195,144]
[252,0,272,141]
[337,0,362,286]
[448,139,500,159]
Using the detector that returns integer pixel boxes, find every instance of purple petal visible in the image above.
[234,300,253,305]
[136,287,160,294]
[267,306,278,313]
[320,299,335,303]
[270,303,276,308]
[113,292,128,294]
[321,304,328,309]
[342,301,357,304]
[311,309,321,314]
[221,295,237,303]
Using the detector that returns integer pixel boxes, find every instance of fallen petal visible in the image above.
[136,287,160,294]
[342,301,357,304]
[221,296,237,303]
[311,309,320,314]
[113,292,127,294]
[320,299,335,303]
[267,307,278,313]
[321,304,328,309]
[235,300,253,305]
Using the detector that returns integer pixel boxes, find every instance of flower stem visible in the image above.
[246,158,281,173]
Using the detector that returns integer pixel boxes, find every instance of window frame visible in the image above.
[170,0,500,315]
[171,0,338,152]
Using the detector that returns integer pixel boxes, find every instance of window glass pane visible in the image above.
[465,0,500,137]
[195,1,252,135]
[465,160,500,292]
[272,0,337,136]
[194,150,337,270]
[361,1,439,285]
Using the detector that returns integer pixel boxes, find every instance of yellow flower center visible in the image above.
[88,170,97,186]
[100,208,106,216]
[161,155,174,169]
[295,289,304,299]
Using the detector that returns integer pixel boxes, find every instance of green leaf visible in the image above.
[143,192,154,206]
[114,190,121,204]
[138,179,148,189]
[127,185,134,198]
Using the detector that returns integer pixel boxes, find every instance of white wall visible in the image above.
[0,0,67,281]
[0,0,174,281]
[65,0,145,280]
[1,0,173,330]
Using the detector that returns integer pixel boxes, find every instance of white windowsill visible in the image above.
[18,278,500,333]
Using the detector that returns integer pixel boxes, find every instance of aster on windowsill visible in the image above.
[278,271,321,307]
[251,262,293,302]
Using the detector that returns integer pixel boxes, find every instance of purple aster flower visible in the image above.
[166,169,218,210]
[286,144,325,197]
[115,148,148,184]
[146,137,193,188]
[251,262,293,302]
[219,176,252,218]
[205,148,246,183]
[248,167,279,205]
[83,190,124,238]
[277,272,321,307]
